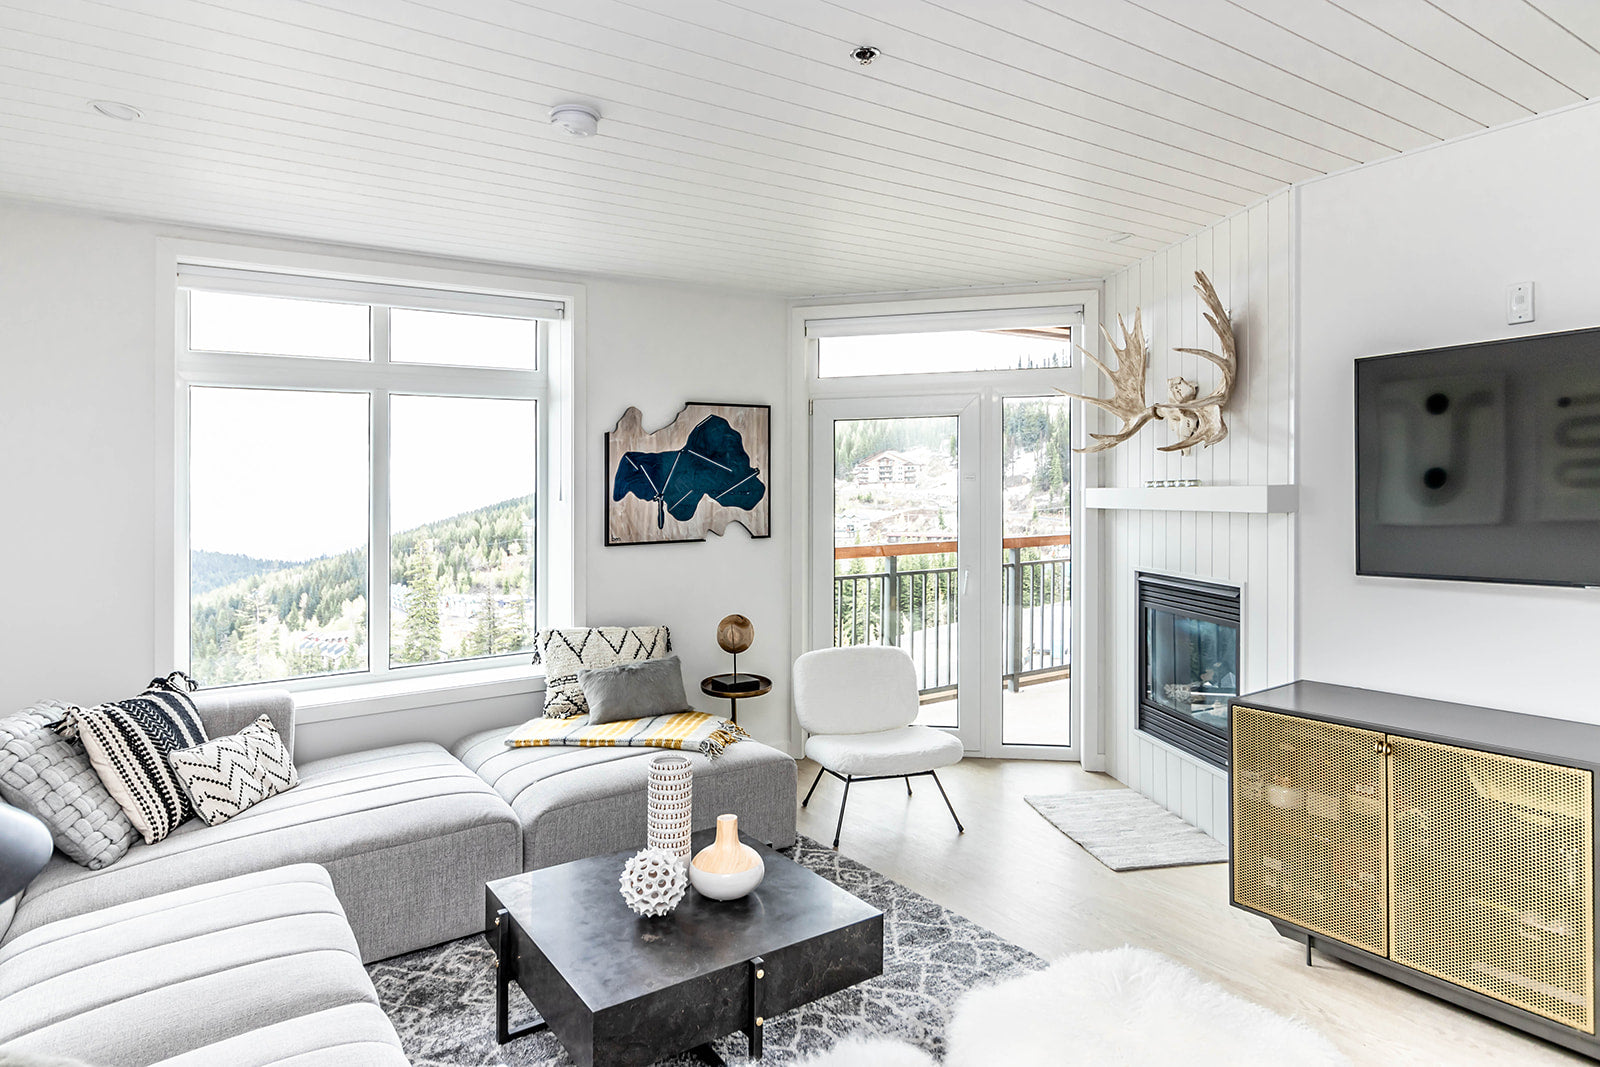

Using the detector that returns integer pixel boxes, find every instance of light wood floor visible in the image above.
[794,757,1588,1067]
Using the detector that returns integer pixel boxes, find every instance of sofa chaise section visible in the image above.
[453,728,797,869]
[8,739,522,962]
[0,864,407,1066]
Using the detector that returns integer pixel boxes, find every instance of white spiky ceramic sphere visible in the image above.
[619,847,688,917]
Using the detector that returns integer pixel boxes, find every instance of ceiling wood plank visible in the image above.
[0,0,1588,294]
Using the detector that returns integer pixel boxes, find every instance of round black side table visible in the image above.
[699,674,773,725]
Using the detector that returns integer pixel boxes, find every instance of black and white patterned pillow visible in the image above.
[536,626,672,719]
[168,714,297,826]
[62,686,208,845]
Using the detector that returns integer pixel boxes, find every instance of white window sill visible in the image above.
[292,664,546,724]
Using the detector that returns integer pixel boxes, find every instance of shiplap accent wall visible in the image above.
[1096,189,1296,844]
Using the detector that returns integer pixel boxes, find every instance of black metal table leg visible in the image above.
[495,909,549,1044]
[749,955,766,1059]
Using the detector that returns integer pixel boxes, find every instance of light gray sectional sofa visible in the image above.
[6,692,523,963]
[0,685,798,1066]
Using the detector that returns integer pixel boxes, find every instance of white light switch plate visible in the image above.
[1508,281,1535,324]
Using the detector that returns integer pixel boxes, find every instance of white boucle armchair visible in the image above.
[793,646,965,849]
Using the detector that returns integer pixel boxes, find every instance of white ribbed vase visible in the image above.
[647,754,693,861]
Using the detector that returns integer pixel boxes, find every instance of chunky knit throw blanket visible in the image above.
[505,710,748,759]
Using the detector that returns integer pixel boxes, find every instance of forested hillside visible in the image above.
[190,497,534,685]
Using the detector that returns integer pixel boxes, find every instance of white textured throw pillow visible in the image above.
[168,715,298,826]
[537,626,672,719]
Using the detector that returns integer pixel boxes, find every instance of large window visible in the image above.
[177,264,563,688]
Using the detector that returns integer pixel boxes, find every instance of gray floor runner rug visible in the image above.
[369,837,1043,1066]
[1025,789,1227,871]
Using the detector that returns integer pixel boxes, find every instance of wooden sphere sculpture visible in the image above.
[717,614,754,655]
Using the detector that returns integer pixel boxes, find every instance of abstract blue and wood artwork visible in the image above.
[606,402,771,545]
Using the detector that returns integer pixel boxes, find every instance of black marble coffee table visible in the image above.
[486,833,883,1067]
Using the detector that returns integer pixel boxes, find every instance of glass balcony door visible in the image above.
[998,396,1074,749]
[812,396,981,750]
[811,393,1080,759]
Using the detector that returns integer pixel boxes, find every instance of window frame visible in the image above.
[158,240,584,713]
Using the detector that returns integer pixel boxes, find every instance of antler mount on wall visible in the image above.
[1063,270,1237,455]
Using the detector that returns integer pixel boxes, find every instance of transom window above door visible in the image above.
[805,305,1080,381]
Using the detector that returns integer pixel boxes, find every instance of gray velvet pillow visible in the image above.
[578,654,691,725]
[0,702,136,870]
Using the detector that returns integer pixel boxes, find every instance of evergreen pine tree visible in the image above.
[399,542,442,664]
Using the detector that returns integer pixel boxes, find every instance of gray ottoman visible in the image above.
[453,731,797,869]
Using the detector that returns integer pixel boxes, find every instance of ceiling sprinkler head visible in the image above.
[851,45,880,66]
[549,103,600,138]
[90,99,142,121]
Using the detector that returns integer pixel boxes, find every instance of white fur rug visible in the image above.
[801,947,1349,1067]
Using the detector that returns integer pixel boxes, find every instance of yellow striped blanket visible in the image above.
[505,710,749,759]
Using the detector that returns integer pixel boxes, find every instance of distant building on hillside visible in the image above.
[853,450,921,484]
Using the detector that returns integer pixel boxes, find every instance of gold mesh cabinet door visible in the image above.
[1389,737,1594,1033]
[1232,706,1388,955]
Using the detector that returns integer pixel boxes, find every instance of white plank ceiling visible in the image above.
[0,0,1595,295]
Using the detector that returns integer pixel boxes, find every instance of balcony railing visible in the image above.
[832,534,1070,695]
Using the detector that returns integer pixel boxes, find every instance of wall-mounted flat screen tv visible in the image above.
[1355,326,1600,588]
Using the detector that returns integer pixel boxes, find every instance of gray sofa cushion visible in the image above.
[579,654,691,724]
[453,728,796,870]
[6,743,521,962]
[0,702,136,870]
[0,864,406,1066]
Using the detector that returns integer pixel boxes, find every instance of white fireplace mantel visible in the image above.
[1084,484,1298,514]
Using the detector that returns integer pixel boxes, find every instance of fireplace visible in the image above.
[1137,572,1240,769]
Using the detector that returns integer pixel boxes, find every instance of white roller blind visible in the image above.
[177,264,566,320]
[804,304,1083,339]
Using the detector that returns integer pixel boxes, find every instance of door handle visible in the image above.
[960,569,970,597]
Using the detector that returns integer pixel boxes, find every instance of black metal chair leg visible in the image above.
[929,772,964,834]
[801,765,827,808]
[832,775,852,849]
[905,777,913,796]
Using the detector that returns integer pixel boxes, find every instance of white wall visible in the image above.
[0,205,160,699]
[583,279,791,751]
[0,202,791,758]
[1099,190,1296,841]
[1297,101,1600,720]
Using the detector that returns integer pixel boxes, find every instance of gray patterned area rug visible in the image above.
[368,837,1043,1066]
[1025,789,1227,872]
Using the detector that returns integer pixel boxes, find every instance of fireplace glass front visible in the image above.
[1138,573,1240,769]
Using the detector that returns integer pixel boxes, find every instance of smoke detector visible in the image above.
[549,103,600,138]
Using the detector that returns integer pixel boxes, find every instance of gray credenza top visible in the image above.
[1235,680,1600,772]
